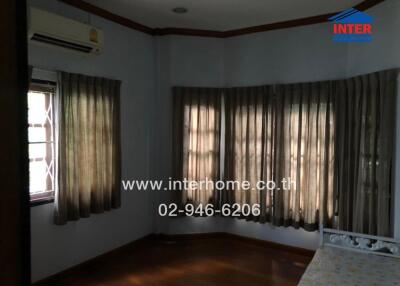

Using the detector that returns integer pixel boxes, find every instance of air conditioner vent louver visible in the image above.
[31,33,93,53]
[28,7,103,55]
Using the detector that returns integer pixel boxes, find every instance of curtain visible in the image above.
[172,69,397,234]
[273,82,335,230]
[172,87,222,208]
[223,86,273,219]
[224,83,335,230]
[334,69,398,236]
[55,72,121,225]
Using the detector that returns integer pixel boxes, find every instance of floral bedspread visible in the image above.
[298,245,400,286]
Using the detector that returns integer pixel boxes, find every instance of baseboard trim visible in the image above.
[32,232,315,285]
[154,232,316,257]
[32,233,157,285]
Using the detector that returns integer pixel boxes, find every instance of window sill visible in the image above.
[30,191,55,207]
[30,197,54,207]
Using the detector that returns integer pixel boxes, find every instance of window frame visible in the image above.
[28,79,57,207]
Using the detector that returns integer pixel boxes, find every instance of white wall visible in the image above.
[28,0,157,282]
[346,0,400,77]
[224,22,348,86]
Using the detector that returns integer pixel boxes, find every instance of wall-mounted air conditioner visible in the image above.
[28,7,103,55]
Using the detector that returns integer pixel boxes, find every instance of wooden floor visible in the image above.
[35,234,313,286]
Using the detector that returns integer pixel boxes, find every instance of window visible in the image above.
[174,85,335,230]
[172,87,222,207]
[28,82,56,204]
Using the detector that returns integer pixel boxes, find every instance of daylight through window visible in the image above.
[28,83,55,203]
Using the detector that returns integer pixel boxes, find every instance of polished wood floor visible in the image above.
[35,235,313,286]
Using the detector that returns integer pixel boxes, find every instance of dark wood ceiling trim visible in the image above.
[60,0,154,35]
[59,0,385,38]
[154,27,224,38]
[223,12,336,38]
[354,0,386,10]
[224,0,386,37]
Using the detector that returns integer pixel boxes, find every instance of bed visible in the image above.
[298,226,400,286]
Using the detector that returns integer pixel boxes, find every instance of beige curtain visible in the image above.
[334,69,398,236]
[172,87,222,208]
[224,83,335,230]
[55,72,121,225]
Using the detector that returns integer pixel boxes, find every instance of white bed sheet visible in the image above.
[298,245,400,286]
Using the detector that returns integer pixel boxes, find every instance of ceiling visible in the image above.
[85,0,363,31]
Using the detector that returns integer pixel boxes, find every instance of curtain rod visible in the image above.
[32,66,120,82]
[32,66,57,74]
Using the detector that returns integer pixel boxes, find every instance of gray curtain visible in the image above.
[224,83,335,230]
[172,69,397,234]
[274,82,335,230]
[172,87,222,207]
[334,69,398,236]
[55,72,121,225]
[223,86,273,216]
